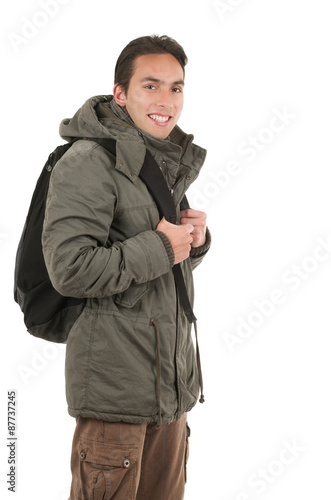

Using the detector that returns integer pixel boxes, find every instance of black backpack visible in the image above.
[14,137,195,343]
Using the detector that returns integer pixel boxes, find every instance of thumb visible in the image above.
[185,223,194,233]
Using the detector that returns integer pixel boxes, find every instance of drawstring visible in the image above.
[193,320,205,404]
[150,318,162,429]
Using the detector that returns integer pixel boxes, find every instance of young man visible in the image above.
[42,35,211,499]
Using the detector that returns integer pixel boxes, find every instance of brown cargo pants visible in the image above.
[69,413,190,500]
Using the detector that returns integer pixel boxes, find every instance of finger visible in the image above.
[180,209,206,219]
[181,217,204,227]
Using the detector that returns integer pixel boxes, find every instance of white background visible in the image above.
[1,0,331,499]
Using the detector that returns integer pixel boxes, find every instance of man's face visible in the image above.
[114,53,184,139]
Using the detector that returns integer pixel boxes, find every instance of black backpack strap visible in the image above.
[171,265,197,323]
[88,137,117,157]
[139,149,177,224]
[139,149,197,324]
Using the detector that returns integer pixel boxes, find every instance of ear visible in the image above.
[113,83,127,107]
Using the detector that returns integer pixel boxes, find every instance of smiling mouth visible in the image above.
[148,114,172,124]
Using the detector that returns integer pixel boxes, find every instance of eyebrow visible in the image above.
[141,77,185,86]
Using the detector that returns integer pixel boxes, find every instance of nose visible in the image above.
[156,88,173,109]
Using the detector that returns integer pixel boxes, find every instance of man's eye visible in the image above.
[173,87,182,93]
[145,85,156,90]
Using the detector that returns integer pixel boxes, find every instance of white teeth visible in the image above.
[149,114,170,123]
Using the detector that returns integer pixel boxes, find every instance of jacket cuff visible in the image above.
[190,227,212,258]
[155,231,175,268]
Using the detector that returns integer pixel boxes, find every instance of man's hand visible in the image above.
[157,217,194,265]
[180,209,207,248]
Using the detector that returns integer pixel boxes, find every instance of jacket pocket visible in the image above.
[76,437,138,499]
[114,281,149,308]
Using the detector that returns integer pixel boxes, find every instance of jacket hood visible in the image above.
[59,95,207,167]
[60,95,134,142]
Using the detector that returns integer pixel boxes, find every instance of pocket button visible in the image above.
[80,451,86,460]
[123,459,130,468]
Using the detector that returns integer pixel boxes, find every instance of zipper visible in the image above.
[150,318,162,429]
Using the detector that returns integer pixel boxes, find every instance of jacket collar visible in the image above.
[96,96,206,184]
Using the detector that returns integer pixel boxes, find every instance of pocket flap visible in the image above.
[78,438,138,468]
[114,281,149,308]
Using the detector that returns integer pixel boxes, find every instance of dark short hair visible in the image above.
[114,35,188,95]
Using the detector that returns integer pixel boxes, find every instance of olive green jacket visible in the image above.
[42,95,210,424]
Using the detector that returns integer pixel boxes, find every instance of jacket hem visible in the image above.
[68,407,184,425]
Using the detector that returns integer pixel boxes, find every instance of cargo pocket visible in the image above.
[76,438,138,500]
[184,423,191,484]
